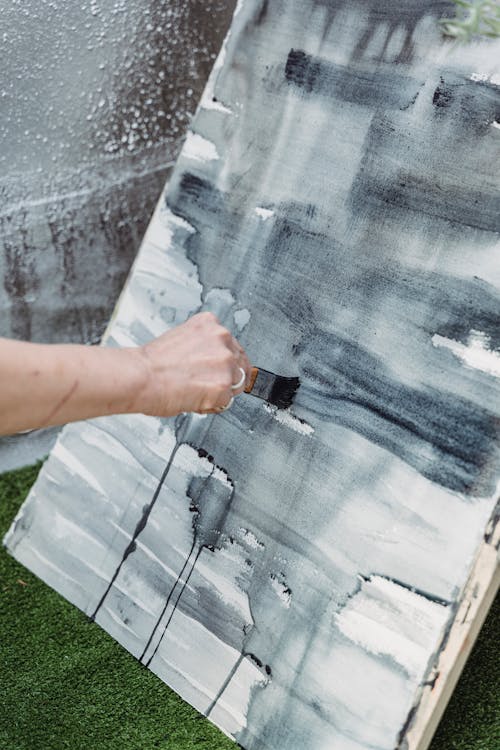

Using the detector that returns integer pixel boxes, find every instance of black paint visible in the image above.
[285,48,421,108]
[296,329,499,495]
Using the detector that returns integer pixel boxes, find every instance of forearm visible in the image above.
[0,314,251,437]
[0,338,148,436]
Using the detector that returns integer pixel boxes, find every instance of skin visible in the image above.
[0,312,252,437]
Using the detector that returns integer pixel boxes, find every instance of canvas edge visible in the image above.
[401,502,500,750]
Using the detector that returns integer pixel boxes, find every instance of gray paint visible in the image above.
[0,427,59,474]
[5,2,500,750]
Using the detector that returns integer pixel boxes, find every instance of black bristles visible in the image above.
[247,367,301,409]
[269,375,300,409]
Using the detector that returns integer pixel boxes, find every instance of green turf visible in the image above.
[0,463,498,750]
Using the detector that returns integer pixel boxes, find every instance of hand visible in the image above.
[137,312,252,416]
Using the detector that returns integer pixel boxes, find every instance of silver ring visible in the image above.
[231,367,246,391]
[216,396,234,413]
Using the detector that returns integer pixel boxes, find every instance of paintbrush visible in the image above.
[198,291,300,409]
[244,367,300,409]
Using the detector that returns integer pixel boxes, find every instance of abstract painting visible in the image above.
[5,2,500,749]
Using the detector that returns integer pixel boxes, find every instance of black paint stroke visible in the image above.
[285,48,421,109]
[350,98,500,233]
[144,546,204,668]
[140,446,236,667]
[89,441,182,621]
[350,157,500,233]
[139,459,219,664]
[296,330,500,496]
[206,652,246,717]
[90,413,192,621]
[205,650,272,719]
[431,74,500,133]
[358,573,451,607]
[168,172,500,497]
[139,536,198,663]
[349,0,451,64]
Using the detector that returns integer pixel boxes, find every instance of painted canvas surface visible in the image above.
[5,2,500,749]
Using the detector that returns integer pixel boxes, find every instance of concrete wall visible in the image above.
[1,0,235,344]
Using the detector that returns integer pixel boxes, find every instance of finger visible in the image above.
[213,390,234,412]
[236,350,252,389]
[197,390,232,414]
[227,338,252,387]
[230,364,247,394]
[225,334,241,356]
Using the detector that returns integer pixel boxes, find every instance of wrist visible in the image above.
[114,346,154,416]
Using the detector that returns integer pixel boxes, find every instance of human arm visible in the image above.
[0,312,251,437]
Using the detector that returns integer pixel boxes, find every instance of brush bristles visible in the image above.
[248,368,301,408]
[269,375,300,409]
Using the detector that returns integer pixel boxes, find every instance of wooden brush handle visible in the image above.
[244,367,259,393]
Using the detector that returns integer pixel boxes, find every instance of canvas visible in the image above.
[5,2,500,749]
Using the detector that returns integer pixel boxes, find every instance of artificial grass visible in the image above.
[0,463,498,750]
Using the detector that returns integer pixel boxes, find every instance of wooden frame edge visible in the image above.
[403,503,500,750]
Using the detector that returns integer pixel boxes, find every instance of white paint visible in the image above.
[27,545,83,588]
[104,604,138,637]
[470,72,500,86]
[270,573,292,608]
[79,421,148,475]
[196,548,254,623]
[335,575,449,679]
[201,98,233,115]
[144,204,196,253]
[263,403,314,435]
[212,465,233,488]
[111,577,161,618]
[210,660,269,738]
[233,0,246,17]
[174,442,233,490]
[492,121,500,130]
[152,609,261,736]
[51,439,107,495]
[109,200,203,349]
[175,442,214,479]
[238,527,264,549]
[470,72,489,82]
[52,509,107,555]
[200,45,233,114]
[255,207,274,220]
[132,536,180,581]
[106,413,177,465]
[204,286,236,318]
[233,308,251,331]
[432,330,500,378]
[183,131,220,162]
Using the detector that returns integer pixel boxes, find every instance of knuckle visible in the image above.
[218,386,231,402]
[190,315,203,329]
[196,312,216,327]
[201,391,216,410]
[216,326,232,342]
[218,368,233,388]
